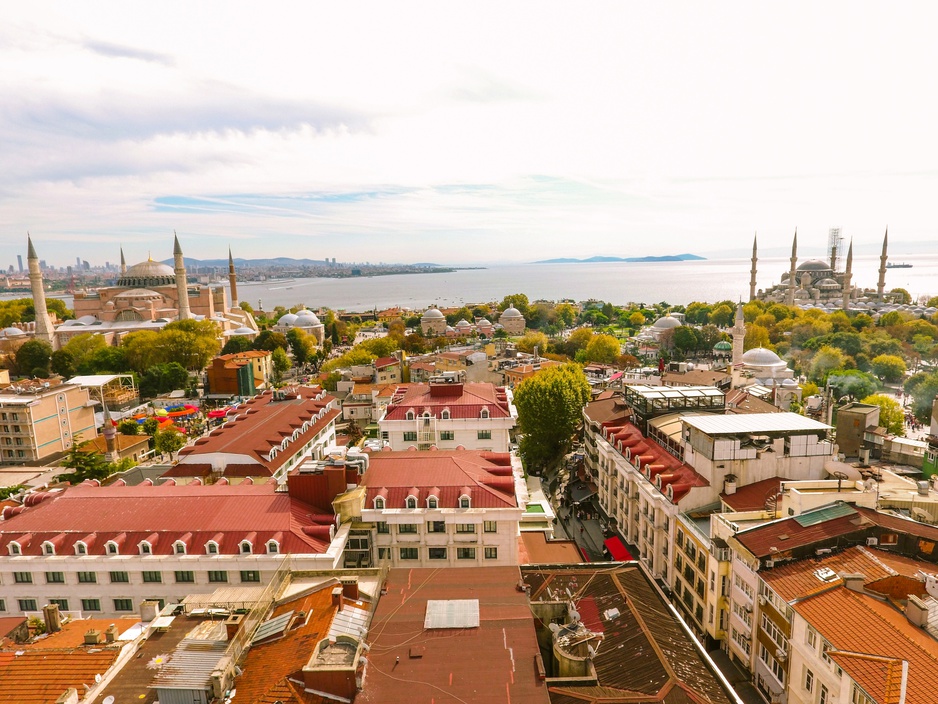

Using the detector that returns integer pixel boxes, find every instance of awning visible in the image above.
[604,536,632,561]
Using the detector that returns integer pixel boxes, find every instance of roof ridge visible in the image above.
[857,545,899,576]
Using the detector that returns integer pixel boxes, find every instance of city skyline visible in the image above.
[3,3,938,267]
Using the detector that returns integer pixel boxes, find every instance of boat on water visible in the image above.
[887,262,913,268]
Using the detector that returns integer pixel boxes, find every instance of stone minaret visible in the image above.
[120,247,126,275]
[749,233,758,302]
[731,302,746,367]
[786,229,798,307]
[27,235,56,347]
[173,233,192,321]
[877,227,889,297]
[101,400,119,464]
[842,239,853,311]
[228,247,239,309]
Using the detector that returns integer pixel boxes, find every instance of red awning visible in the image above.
[604,536,632,561]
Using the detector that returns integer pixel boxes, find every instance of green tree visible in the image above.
[584,334,621,364]
[13,339,52,377]
[271,347,291,382]
[142,418,160,438]
[155,322,221,370]
[139,362,189,398]
[221,336,254,355]
[516,331,550,354]
[890,288,912,305]
[708,304,734,327]
[827,370,879,402]
[61,333,107,373]
[117,420,140,435]
[154,427,187,460]
[54,436,111,483]
[809,345,847,384]
[514,364,591,472]
[499,293,529,315]
[861,394,905,435]
[564,328,594,358]
[672,327,701,355]
[904,370,938,422]
[121,330,161,373]
[286,328,315,367]
[628,311,646,327]
[50,349,76,378]
[870,354,907,383]
[744,326,771,351]
[253,330,289,352]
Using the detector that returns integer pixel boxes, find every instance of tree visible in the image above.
[61,333,107,373]
[142,418,160,438]
[139,362,189,398]
[13,339,52,377]
[54,436,111,483]
[154,427,187,460]
[121,331,161,373]
[155,323,221,370]
[860,394,905,436]
[564,329,594,358]
[870,354,907,383]
[809,345,847,384]
[346,420,364,447]
[744,326,771,351]
[904,370,938,422]
[672,327,700,355]
[827,370,879,402]
[628,311,646,327]
[117,420,140,435]
[271,347,291,382]
[285,328,315,367]
[253,330,289,352]
[50,349,76,378]
[514,364,591,472]
[584,334,621,364]
[890,288,912,305]
[499,293,529,315]
[516,331,550,354]
[221,336,254,355]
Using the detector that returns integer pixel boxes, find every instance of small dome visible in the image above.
[117,259,176,287]
[231,326,255,335]
[455,319,471,328]
[500,307,523,319]
[817,278,840,289]
[295,312,322,327]
[114,288,162,301]
[277,313,298,326]
[797,259,831,272]
[423,308,445,319]
[0,327,25,337]
[741,347,784,367]
[713,340,732,351]
[652,315,681,330]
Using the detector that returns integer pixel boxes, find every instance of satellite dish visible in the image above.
[569,610,581,623]
[549,623,561,634]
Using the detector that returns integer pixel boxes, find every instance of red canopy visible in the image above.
[603,536,632,561]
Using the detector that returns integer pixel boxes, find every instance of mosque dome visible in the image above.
[796,259,831,272]
[423,308,445,319]
[0,327,25,337]
[500,307,523,319]
[117,259,176,287]
[231,326,255,336]
[652,315,681,330]
[294,310,322,327]
[277,313,298,326]
[114,288,162,301]
[713,340,732,351]
[817,278,840,289]
[741,347,784,367]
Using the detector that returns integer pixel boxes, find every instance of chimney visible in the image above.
[906,595,929,628]
[225,613,245,641]
[83,629,103,645]
[841,573,866,593]
[140,600,161,623]
[105,624,118,643]
[332,586,344,611]
[340,576,359,600]
[723,475,737,495]
[42,603,62,633]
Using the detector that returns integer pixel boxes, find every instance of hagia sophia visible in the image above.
[22,235,258,350]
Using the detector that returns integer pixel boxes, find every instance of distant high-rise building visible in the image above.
[66,265,73,276]
[39,260,47,269]
[16,255,23,273]
[76,256,81,268]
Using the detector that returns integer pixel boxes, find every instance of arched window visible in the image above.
[459,495,471,509]
[406,496,417,509]
[374,497,385,510]
[75,542,87,556]
[8,542,20,556]
[480,408,489,419]
[42,542,55,556]
[240,541,253,555]
[139,541,152,555]
[441,409,450,420]
[174,541,187,555]
[106,541,119,555]
[427,496,438,509]
[206,541,219,555]
[406,410,415,420]
[266,540,280,554]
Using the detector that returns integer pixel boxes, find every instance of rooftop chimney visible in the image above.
[841,573,866,593]
[340,576,359,600]
[225,613,245,641]
[906,595,929,628]
[83,629,103,645]
[105,624,118,643]
[332,586,344,611]
[42,603,62,633]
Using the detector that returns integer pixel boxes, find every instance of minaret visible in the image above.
[842,239,853,311]
[877,227,888,297]
[120,247,126,275]
[786,229,798,307]
[173,232,192,320]
[27,235,56,347]
[101,400,119,464]
[228,247,239,310]
[731,302,746,367]
[749,233,758,302]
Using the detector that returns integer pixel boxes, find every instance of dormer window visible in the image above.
[106,541,119,555]
[459,495,471,509]
[406,410,415,420]
[75,542,87,556]
[480,408,489,419]
[266,540,279,554]
[174,541,187,555]
[406,496,417,509]
[374,497,385,510]
[206,541,219,555]
[42,542,55,556]
[441,409,450,420]
[240,541,253,555]
[8,542,20,556]
[428,497,438,509]
[139,541,152,555]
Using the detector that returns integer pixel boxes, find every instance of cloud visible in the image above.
[80,38,174,65]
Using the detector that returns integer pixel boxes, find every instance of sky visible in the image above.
[2,2,938,268]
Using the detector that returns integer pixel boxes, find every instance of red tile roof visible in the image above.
[383,382,513,420]
[795,587,938,704]
[721,476,788,512]
[373,356,398,369]
[362,451,518,509]
[0,482,333,556]
[358,566,549,704]
[734,509,867,559]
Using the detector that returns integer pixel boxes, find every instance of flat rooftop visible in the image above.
[682,411,830,435]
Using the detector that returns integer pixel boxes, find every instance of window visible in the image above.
[266,540,279,554]
[428,547,447,560]
[13,572,31,584]
[398,524,418,534]
[240,541,252,554]
[374,497,385,509]
[19,598,37,612]
[81,598,101,612]
[49,598,69,610]
[43,542,55,555]
[804,667,814,693]
[457,547,476,559]
[480,408,489,419]
[879,532,898,546]
[484,547,498,559]
[731,627,751,656]
[240,570,261,583]
[399,547,418,560]
[440,431,454,441]
[378,547,391,560]
[806,627,817,648]
[403,432,417,442]
[208,570,228,583]
[441,410,450,420]
[8,543,20,556]
[405,411,415,421]
[376,522,389,534]
[175,571,195,583]
[459,496,470,508]
[142,571,162,583]
[732,600,752,628]
[77,571,97,584]
[406,496,417,509]
[758,644,785,685]
[477,430,491,440]
[483,521,497,533]
[852,686,875,704]
[174,542,186,554]
[139,542,152,555]
[106,542,119,555]
[46,572,65,584]
[821,641,832,665]
[761,613,786,648]
[75,542,87,555]
[427,497,438,509]
[206,541,219,554]
[114,598,134,612]
[819,685,829,704]
[427,521,445,533]
[110,571,129,583]
[455,523,476,533]
[0,600,5,611]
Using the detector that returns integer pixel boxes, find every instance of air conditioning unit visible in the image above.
[775,647,787,662]
[764,559,775,568]
[866,537,878,546]
[757,595,767,606]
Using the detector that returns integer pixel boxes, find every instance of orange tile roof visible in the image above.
[721,477,788,512]
[519,532,581,564]
[795,587,938,704]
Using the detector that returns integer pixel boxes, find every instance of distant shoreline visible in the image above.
[534,254,706,264]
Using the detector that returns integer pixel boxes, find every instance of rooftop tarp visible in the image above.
[604,536,633,561]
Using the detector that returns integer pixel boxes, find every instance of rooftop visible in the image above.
[682,411,830,436]
[721,477,788,512]
[383,382,513,421]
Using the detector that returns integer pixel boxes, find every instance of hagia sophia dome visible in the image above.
[116,258,176,287]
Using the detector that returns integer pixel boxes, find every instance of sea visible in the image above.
[24,253,938,312]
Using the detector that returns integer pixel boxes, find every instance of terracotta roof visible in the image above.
[236,583,370,704]
[518,532,582,564]
[362,451,518,509]
[725,389,780,415]
[721,477,788,512]
[374,356,398,369]
[734,507,867,559]
[762,545,929,601]
[357,566,549,704]
[81,433,151,455]
[522,565,734,704]
[583,396,632,425]
[0,482,333,556]
[383,383,513,421]
[176,386,339,474]
[795,587,938,704]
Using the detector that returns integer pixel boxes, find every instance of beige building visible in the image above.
[0,379,97,464]
[420,308,447,336]
[498,306,526,335]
